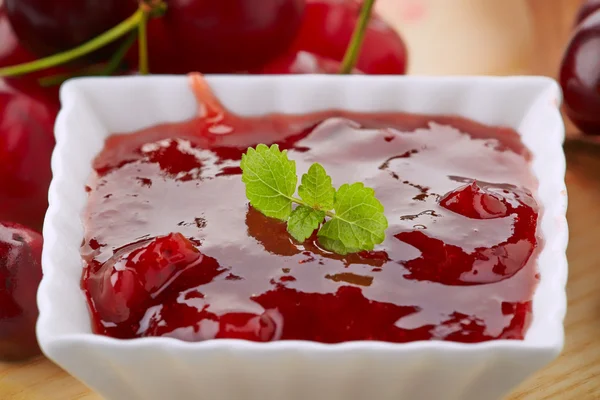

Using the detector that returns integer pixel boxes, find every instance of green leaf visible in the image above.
[298,163,335,210]
[241,144,389,256]
[287,206,325,242]
[240,144,297,220]
[317,183,388,255]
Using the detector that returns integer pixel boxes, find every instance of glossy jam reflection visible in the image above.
[81,111,540,343]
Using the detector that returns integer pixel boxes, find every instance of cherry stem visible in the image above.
[0,10,142,77]
[103,30,139,74]
[339,0,377,74]
[138,9,150,74]
[38,31,138,87]
[0,1,166,78]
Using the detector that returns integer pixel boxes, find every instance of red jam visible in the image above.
[81,105,540,343]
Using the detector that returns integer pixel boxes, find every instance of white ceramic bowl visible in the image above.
[38,75,568,400]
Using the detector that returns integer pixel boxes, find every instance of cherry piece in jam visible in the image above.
[83,233,223,333]
[82,111,540,343]
[439,182,509,220]
[399,181,538,285]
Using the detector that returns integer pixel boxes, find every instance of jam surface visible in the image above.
[81,108,540,343]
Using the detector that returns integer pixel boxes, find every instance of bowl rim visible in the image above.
[38,74,568,355]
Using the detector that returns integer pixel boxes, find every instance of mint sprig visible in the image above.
[240,144,388,255]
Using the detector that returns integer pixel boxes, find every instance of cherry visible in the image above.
[286,0,407,74]
[575,0,600,26]
[0,5,32,68]
[4,0,137,60]
[250,50,360,74]
[0,5,61,106]
[0,81,57,231]
[126,0,306,74]
[559,10,600,135]
[0,221,43,361]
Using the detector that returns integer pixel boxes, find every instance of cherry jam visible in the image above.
[81,111,540,343]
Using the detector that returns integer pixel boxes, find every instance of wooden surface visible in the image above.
[1,0,600,399]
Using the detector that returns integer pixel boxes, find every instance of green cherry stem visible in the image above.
[0,1,166,78]
[38,31,138,87]
[103,30,139,75]
[138,7,150,74]
[339,0,377,74]
[0,10,142,77]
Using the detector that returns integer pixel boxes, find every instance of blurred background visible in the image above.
[379,0,578,77]
[377,0,583,137]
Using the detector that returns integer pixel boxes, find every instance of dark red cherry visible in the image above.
[4,0,137,60]
[127,0,306,74]
[0,5,32,68]
[575,0,600,26]
[0,6,61,106]
[0,221,43,361]
[288,0,407,74]
[0,82,57,231]
[559,10,600,135]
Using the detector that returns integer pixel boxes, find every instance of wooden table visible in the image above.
[1,0,599,399]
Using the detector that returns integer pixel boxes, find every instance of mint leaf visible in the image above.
[287,206,325,242]
[240,144,297,220]
[298,163,335,210]
[241,145,389,256]
[317,183,388,255]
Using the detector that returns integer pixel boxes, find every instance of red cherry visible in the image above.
[0,6,61,106]
[575,0,600,26]
[0,5,32,68]
[250,50,360,74]
[0,81,57,231]
[559,10,600,135]
[288,0,407,74]
[0,221,43,361]
[4,0,137,60]
[127,0,306,74]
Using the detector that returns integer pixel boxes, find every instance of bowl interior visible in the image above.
[38,75,567,350]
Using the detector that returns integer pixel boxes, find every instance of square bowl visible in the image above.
[38,75,568,400]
